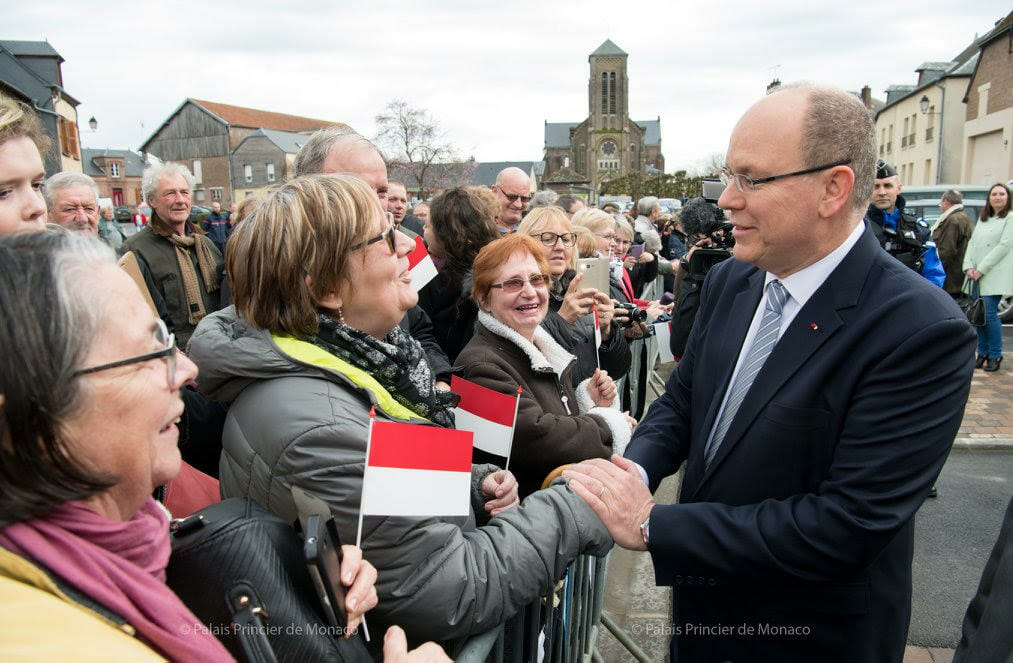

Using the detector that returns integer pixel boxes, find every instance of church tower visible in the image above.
[587,39,632,184]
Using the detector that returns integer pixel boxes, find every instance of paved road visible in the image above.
[908,450,1013,648]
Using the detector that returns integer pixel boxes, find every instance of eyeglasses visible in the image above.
[531,232,576,247]
[350,212,397,253]
[499,190,533,205]
[719,159,852,193]
[490,273,551,293]
[74,319,177,385]
[595,232,618,242]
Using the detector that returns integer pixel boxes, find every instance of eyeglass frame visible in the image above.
[350,211,398,253]
[530,231,577,248]
[498,189,533,205]
[489,273,551,293]
[73,318,177,385]
[719,159,852,193]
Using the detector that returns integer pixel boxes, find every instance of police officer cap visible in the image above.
[875,160,898,179]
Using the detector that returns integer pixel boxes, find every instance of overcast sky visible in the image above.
[7,1,1010,171]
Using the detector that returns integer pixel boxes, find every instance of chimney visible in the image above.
[861,85,872,109]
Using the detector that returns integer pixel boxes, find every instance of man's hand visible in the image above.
[337,545,379,637]
[382,626,452,662]
[481,469,519,516]
[434,380,451,391]
[563,455,655,551]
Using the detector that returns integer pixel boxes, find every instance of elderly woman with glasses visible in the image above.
[517,206,632,389]
[187,174,612,646]
[0,230,385,660]
[456,234,635,499]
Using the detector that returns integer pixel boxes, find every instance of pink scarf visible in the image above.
[0,497,232,662]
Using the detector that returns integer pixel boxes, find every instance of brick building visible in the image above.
[542,40,664,200]
[82,148,147,207]
[140,99,348,206]
[961,12,1013,184]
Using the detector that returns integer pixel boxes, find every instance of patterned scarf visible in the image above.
[309,313,457,428]
[149,212,219,325]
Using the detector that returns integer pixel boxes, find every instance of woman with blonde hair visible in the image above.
[518,206,631,386]
[0,96,48,235]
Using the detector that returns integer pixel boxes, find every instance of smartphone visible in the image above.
[577,256,610,293]
[304,514,348,627]
[627,243,646,259]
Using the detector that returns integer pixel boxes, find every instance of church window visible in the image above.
[601,73,608,114]
[609,72,617,114]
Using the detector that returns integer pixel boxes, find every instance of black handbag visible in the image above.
[165,498,371,663]
[961,280,985,327]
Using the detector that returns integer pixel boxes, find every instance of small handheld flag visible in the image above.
[407,236,438,292]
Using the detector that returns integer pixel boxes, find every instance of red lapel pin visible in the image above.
[810,323,819,331]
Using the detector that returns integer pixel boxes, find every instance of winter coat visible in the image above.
[0,546,163,661]
[931,205,974,295]
[457,311,631,499]
[417,272,478,364]
[963,215,1013,297]
[398,305,453,381]
[188,306,612,646]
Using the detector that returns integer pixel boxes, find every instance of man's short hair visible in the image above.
[388,180,406,194]
[44,172,99,210]
[557,194,580,214]
[529,190,558,208]
[637,196,659,216]
[294,126,371,177]
[141,162,195,202]
[942,189,963,205]
[777,83,876,212]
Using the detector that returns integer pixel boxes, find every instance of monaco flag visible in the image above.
[359,417,473,518]
[408,235,438,292]
[450,376,521,463]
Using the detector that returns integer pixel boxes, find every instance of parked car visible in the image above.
[189,204,212,224]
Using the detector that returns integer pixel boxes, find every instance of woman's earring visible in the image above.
[336,307,345,324]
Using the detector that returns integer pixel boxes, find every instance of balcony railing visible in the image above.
[925,127,934,142]
[908,133,915,146]
[901,136,908,148]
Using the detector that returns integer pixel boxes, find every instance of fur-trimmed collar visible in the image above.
[477,310,574,375]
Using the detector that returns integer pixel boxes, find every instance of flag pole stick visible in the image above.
[592,302,601,372]
[355,406,376,643]
[505,386,522,473]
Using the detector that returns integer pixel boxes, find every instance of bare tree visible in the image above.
[375,100,459,198]
[691,152,726,178]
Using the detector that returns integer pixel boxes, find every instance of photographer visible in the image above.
[670,196,735,359]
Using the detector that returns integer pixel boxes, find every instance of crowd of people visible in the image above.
[1,79,1011,663]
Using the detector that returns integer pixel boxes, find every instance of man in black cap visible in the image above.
[865,161,945,286]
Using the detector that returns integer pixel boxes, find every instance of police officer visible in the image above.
[865,161,945,286]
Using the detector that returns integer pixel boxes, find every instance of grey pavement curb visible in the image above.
[952,437,1013,450]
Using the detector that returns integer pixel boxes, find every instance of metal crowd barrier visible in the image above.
[455,552,651,663]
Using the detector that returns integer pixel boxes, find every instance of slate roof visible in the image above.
[239,128,310,154]
[189,99,346,132]
[590,39,627,57]
[0,40,62,60]
[543,119,661,148]
[470,161,544,187]
[916,61,953,72]
[82,149,148,178]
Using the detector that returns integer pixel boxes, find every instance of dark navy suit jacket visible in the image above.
[625,224,975,663]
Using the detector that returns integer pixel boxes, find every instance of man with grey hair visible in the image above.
[557,194,585,219]
[491,166,531,232]
[565,83,974,663]
[634,196,662,252]
[294,128,453,388]
[46,171,101,237]
[528,189,558,209]
[122,162,222,347]
[932,188,974,297]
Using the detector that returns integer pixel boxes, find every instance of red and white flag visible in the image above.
[408,235,438,292]
[654,321,675,364]
[451,376,521,463]
[359,417,473,518]
[592,303,603,348]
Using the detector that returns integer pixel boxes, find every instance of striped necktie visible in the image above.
[703,279,788,469]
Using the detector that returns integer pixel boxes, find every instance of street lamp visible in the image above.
[919,95,930,114]
[88,116,97,131]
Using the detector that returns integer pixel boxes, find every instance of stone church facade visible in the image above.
[543,40,664,197]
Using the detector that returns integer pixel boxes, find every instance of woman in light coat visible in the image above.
[963,183,1012,372]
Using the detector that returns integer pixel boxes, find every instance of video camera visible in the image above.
[681,183,734,280]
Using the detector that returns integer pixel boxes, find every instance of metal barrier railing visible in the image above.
[455,552,650,663]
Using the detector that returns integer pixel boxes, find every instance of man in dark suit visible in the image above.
[565,83,975,662]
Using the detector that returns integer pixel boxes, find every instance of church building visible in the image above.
[542,40,664,197]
